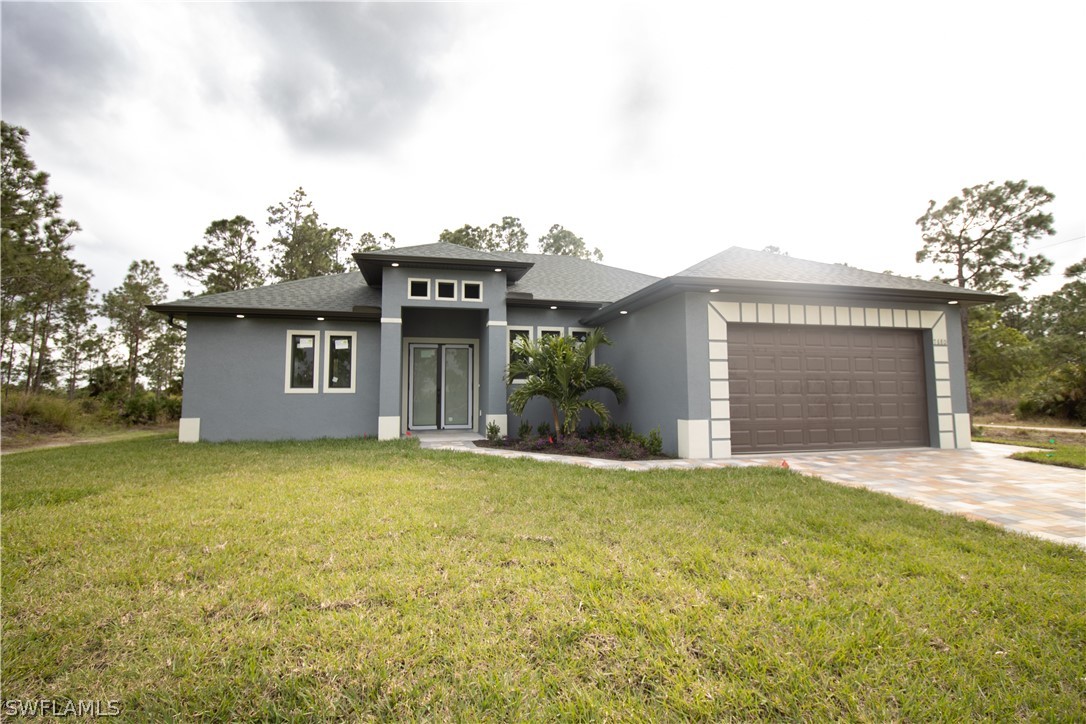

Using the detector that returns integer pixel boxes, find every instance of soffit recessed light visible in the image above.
[948,300,959,305]
[317,317,325,321]
[494,268,502,272]
[619,310,628,315]
[549,305,557,310]
[236,314,245,319]
[391,262,400,267]
[709,288,720,293]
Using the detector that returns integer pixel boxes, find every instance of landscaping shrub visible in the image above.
[517,420,532,440]
[486,421,501,442]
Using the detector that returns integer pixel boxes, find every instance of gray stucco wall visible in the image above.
[182,315,380,442]
[600,293,703,454]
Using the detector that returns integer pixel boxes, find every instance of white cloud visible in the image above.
[2,1,1082,300]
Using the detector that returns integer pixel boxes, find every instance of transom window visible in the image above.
[436,280,457,300]
[408,278,431,300]
[462,281,482,301]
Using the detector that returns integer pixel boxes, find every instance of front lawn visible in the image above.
[2,437,1084,720]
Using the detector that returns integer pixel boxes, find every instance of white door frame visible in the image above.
[401,337,479,432]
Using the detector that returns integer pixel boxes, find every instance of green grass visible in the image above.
[3,437,1084,720]
[1011,444,1086,469]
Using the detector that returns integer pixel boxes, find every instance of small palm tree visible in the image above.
[506,328,626,438]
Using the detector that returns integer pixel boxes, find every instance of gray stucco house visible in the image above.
[151,243,999,458]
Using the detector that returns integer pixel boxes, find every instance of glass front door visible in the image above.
[408,343,473,430]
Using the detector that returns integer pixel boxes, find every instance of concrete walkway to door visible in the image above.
[418,432,1084,549]
[736,443,1085,549]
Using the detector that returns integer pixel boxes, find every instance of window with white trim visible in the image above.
[462,281,483,302]
[537,326,563,339]
[507,327,533,384]
[285,330,320,393]
[436,280,457,301]
[408,278,431,300]
[325,331,357,393]
[569,327,596,365]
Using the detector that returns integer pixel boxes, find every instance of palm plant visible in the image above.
[506,328,626,438]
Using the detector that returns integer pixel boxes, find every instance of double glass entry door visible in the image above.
[408,344,473,430]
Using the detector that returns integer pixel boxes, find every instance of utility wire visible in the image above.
[1038,235,1085,249]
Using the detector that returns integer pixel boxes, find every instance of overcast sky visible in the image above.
[3,1,1083,301]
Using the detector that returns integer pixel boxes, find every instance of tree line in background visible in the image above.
[916,180,1083,421]
[0,121,607,432]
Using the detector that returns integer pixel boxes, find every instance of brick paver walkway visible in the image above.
[418,433,1085,549]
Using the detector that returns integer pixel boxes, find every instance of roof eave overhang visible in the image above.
[147,304,382,322]
[354,252,533,286]
[582,277,1005,324]
[507,298,605,311]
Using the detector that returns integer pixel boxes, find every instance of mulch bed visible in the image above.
[474,436,670,461]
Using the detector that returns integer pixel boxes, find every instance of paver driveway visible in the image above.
[737,443,1085,548]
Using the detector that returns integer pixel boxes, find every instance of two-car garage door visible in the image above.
[728,324,928,453]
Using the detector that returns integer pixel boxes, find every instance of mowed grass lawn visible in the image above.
[2,437,1084,720]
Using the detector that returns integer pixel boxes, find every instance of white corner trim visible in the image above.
[484,414,508,436]
[178,418,200,443]
[677,419,711,459]
[380,317,403,324]
[378,416,401,440]
[954,412,972,449]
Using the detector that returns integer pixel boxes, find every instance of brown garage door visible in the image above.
[729,324,928,453]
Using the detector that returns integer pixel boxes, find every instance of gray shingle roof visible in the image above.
[675,247,996,299]
[377,242,509,263]
[152,271,381,315]
[504,253,658,303]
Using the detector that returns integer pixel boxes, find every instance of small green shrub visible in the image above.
[646,427,663,456]
[517,420,533,440]
[486,421,501,442]
[536,421,551,438]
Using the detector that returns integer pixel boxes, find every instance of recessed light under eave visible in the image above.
[236,314,245,319]
[549,305,557,310]
[709,288,720,293]
[619,310,628,315]
[494,268,502,272]
[948,300,959,305]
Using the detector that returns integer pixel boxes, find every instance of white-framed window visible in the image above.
[285,330,321,393]
[569,327,597,365]
[324,331,357,394]
[435,280,458,301]
[537,326,564,340]
[408,278,431,300]
[507,326,533,384]
[462,281,483,302]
